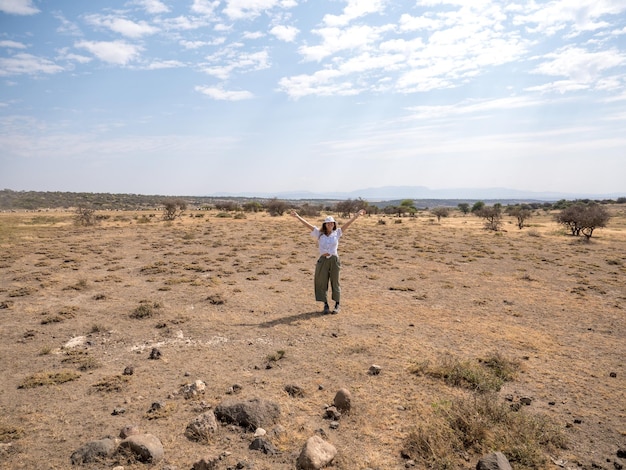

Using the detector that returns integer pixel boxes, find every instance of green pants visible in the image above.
[314,255,341,304]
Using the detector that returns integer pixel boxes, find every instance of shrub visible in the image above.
[555,203,610,239]
[266,198,288,216]
[431,207,450,222]
[162,199,186,220]
[474,205,502,231]
[74,206,98,226]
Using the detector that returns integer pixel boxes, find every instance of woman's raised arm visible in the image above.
[339,209,366,232]
[291,210,315,231]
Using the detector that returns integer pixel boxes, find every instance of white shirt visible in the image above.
[311,227,343,257]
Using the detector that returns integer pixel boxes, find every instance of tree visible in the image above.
[471,201,485,213]
[162,199,186,220]
[243,201,263,212]
[431,207,450,222]
[555,203,610,239]
[475,205,502,231]
[400,199,417,217]
[507,206,532,229]
[74,205,98,226]
[267,198,288,216]
[336,198,369,217]
[458,203,470,215]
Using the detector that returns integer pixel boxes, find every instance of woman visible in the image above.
[291,209,366,314]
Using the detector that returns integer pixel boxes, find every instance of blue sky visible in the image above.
[1,0,625,197]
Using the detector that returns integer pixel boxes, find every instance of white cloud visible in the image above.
[243,31,265,40]
[146,59,185,69]
[299,24,386,62]
[201,49,270,79]
[322,0,386,27]
[0,53,64,76]
[195,85,253,100]
[136,0,170,14]
[278,68,361,98]
[0,0,39,15]
[513,0,626,36]
[84,14,159,38]
[269,25,299,42]
[531,46,626,87]
[399,13,440,32]
[223,0,294,20]
[54,13,82,36]
[0,40,27,49]
[75,40,143,65]
[191,0,220,15]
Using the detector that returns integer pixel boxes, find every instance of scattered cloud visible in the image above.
[0,0,39,15]
[269,25,299,42]
[0,40,27,49]
[84,14,160,38]
[136,0,170,15]
[75,40,143,65]
[195,85,253,100]
[0,53,65,76]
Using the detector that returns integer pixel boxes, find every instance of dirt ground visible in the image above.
[0,207,624,470]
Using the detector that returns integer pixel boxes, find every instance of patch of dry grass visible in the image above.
[18,369,81,388]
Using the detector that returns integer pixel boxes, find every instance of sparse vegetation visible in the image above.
[18,370,81,388]
[555,202,611,239]
[0,201,623,469]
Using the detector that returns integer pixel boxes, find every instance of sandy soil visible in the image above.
[0,208,624,469]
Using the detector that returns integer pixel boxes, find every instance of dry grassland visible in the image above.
[0,208,624,469]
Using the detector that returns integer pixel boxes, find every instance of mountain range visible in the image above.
[212,186,624,202]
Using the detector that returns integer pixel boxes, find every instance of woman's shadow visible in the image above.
[238,310,326,328]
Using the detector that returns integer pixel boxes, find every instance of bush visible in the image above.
[555,203,610,239]
[431,207,450,222]
[74,206,98,226]
[266,198,288,216]
[474,205,502,231]
[162,199,186,220]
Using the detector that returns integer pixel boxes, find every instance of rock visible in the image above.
[185,412,219,442]
[112,407,126,416]
[182,380,206,399]
[610,372,617,378]
[254,428,266,437]
[70,438,117,464]
[333,388,352,414]
[249,437,278,454]
[118,434,164,463]
[368,364,382,375]
[285,384,305,398]
[519,397,532,406]
[64,336,87,349]
[324,406,341,421]
[192,455,220,470]
[296,435,337,470]
[617,449,626,458]
[122,365,134,375]
[149,348,161,360]
[119,425,141,439]
[214,398,280,430]
[476,452,513,470]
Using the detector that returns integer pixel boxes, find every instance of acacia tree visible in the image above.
[457,203,470,215]
[162,199,186,220]
[475,204,502,231]
[335,198,369,217]
[267,198,288,216]
[555,203,610,239]
[74,205,98,226]
[507,206,532,229]
[431,207,450,222]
